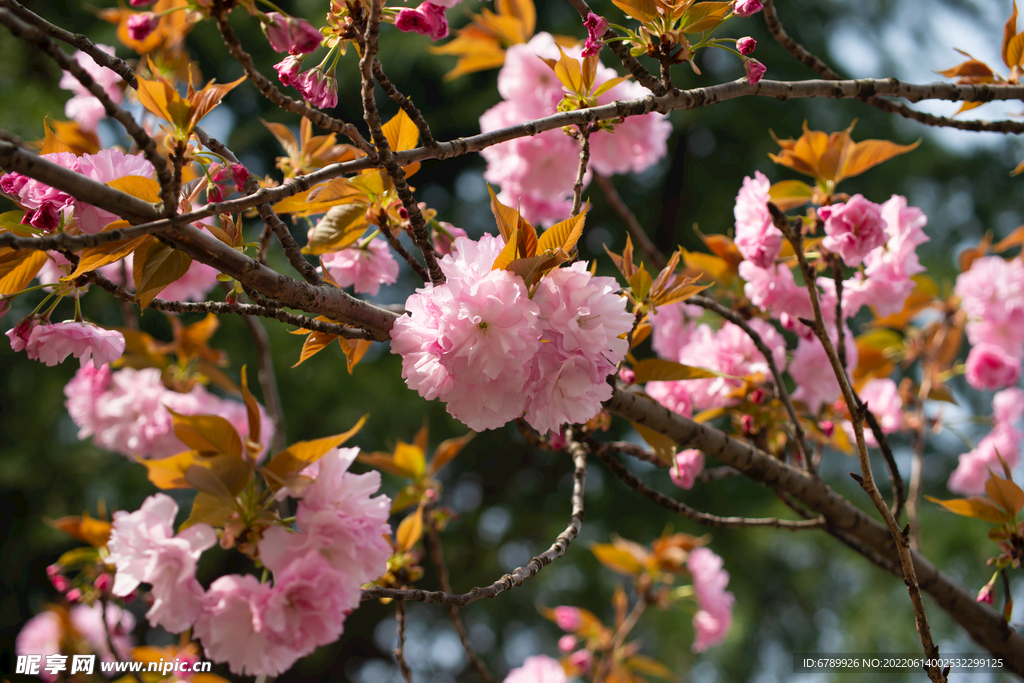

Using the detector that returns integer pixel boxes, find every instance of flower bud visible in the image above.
[568,649,593,673]
[749,388,765,404]
[395,2,449,41]
[553,606,581,631]
[296,69,338,109]
[737,36,756,55]
[744,58,767,84]
[732,0,763,17]
[51,574,70,593]
[741,414,754,433]
[126,12,160,42]
[819,420,835,438]
[207,183,225,204]
[230,164,250,192]
[977,583,995,605]
[128,0,155,5]
[273,54,304,87]
[65,588,82,603]
[558,635,578,653]
[93,573,113,594]
[619,366,636,384]
[262,12,324,54]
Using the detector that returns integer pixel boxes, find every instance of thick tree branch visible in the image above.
[362,435,586,606]
[602,385,1024,676]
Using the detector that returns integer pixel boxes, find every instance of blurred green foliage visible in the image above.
[1,0,1022,681]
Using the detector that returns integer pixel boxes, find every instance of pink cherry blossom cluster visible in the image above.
[391,234,633,432]
[646,314,787,415]
[687,547,735,652]
[955,255,1024,391]
[7,320,125,368]
[57,46,123,133]
[0,149,153,232]
[948,387,1023,495]
[503,655,568,683]
[395,1,454,41]
[841,378,903,447]
[104,449,391,676]
[480,33,672,226]
[16,603,134,682]
[64,364,270,460]
[320,238,400,295]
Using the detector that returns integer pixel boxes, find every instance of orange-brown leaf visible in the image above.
[430,432,475,474]
[1004,1,1020,68]
[0,249,48,296]
[986,475,1024,516]
[396,507,424,553]
[925,495,1007,524]
[339,337,372,374]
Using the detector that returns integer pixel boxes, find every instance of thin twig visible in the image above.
[393,601,414,683]
[771,203,946,683]
[590,439,824,530]
[761,0,1024,134]
[594,174,666,269]
[380,221,429,283]
[243,316,288,454]
[372,59,439,150]
[572,131,591,216]
[355,1,444,286]
[362,438,586,605]
[84,270,376,339]
[424,523,496,683]
[689,295,814,472]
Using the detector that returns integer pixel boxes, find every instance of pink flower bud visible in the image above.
[569,649,593,673]
[274,54,305,87]
[558,635,578,653]
[207,183,225,204]
[741,414,754,433]
[619,366,636,384]
[230,164,250,192]
[584,12,609,38]
[262,12,323,54]
[46,564,60,578]
[819,420,835,438]
[22,204,61,231]
[670,449,704,489]
[977,583,995,605]
[129,0,155,5]
[51,574,70,592]
[94,573,113,593]
[553,606,581,631]
[65,588,82,603]
[126,12,160,42]
[296,69,338,109]
[395,2,449,41]
[398,206,410,220]
[737,36,756,55]
[548,428,568,450]
[582,38,603,58]
[733,0,763,17]
[123,590,138,604]
[744,58,767,84]
[749,388,764,404]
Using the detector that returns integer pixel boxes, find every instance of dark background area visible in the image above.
[1,0,1023,681]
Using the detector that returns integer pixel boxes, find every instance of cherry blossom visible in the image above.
[688,547,735,652]
[57,46,123,132]
[733,171,781,269]
[321,239,400,295]
[262,12,323,54]
[395,2,449,40]
[7,320,125,368]
[503,655,568,683]
[671,449,705,489]
[819,195,887,267]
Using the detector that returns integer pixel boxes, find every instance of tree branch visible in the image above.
[571,132,590,216]
[594,174,665,269]
[243,315,288,454]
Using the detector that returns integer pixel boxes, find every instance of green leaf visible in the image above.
[181,492,236,529]
[628,264,653,301]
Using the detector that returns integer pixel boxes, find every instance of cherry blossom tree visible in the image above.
[3,0,1024,681]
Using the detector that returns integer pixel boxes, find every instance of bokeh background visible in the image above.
[2,0,1024,681]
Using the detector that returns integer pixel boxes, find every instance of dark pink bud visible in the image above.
[123,590,138,604]
[263,12,323,54]
[553,606,581,631]
[128,0,155,5]
[65,588,82,603]
[820,420,835,438]
[749,388,764,404]
[230,164,250,192]
[582,37,603,58]
[46,564,60,578]
[737,36,756,55]
[126,12,160,42]
[296,69,338,109]
[568,649,593,673]
[733,0,763,17]
[584,12,609,38]
[398,206,409,220]
[619,367,636,384]
[395,2,449,41]
[744,58,766,84]
[93,573,113,593]
[225,290,239,305]
[558,635,577,653]
[549,428,567,450]
[741,414,754,433]
[23,204,60,231]
[51,574,70,592]
[273,54,304,87]
[207,184,225,204]
[1,172,28,196]
[977,584,995,605]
